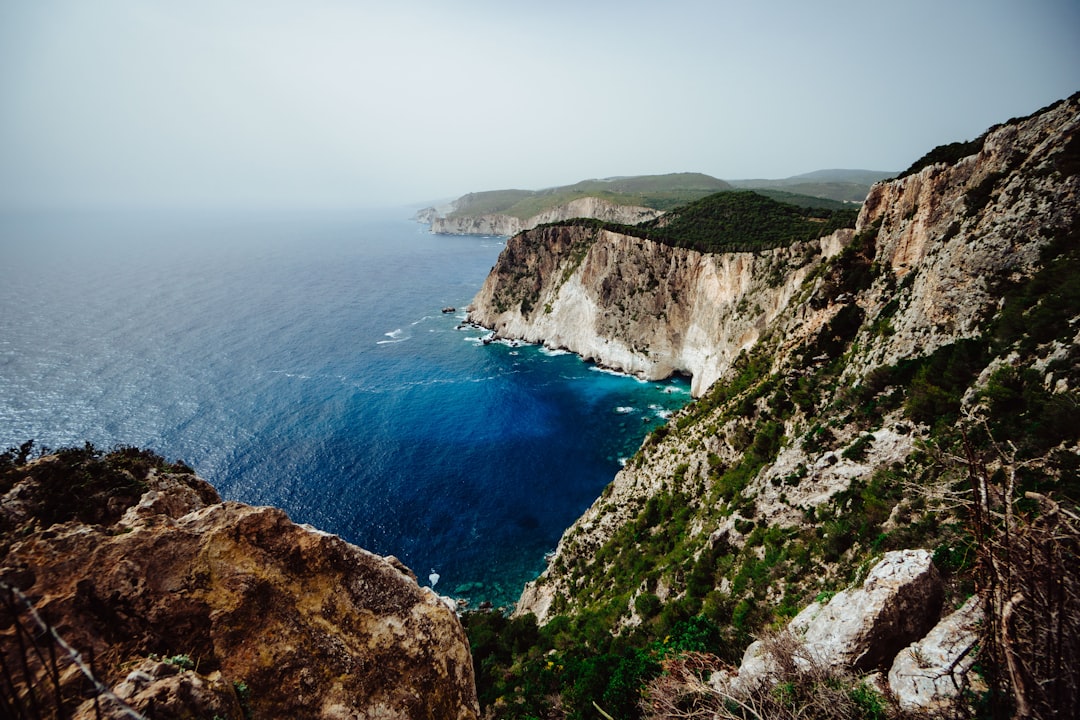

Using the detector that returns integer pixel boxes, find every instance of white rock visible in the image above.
[799,549,943,671]
[888,595,983,713]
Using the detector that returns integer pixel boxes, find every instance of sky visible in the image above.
[1,0,1078,211]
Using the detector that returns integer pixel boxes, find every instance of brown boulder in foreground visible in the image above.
[0,448,479,719]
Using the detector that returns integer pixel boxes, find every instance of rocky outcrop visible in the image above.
[888,595,984,714]
[469,224,851,397]
[506,94,1079,629]
[429,196,663,236]
[716,551,979,714]
[0,452,479,719]
[788,549,943,672]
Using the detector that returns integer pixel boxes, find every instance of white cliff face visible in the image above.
[430,197,663,236]
[469,226,851,397]
[503,94,1079,629]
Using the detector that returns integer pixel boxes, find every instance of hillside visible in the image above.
[419,172,882,238]
[551,190,859,254]
[465,94,1080,719]
[730,169,894,203]
[448,173,732,218]
[417,173,732,236]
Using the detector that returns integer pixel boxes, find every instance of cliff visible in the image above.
[468,223,851,397]
[430,196,663,236]
[0,446,479,719]
[466,94,1080,718]
[512,92,1078,619]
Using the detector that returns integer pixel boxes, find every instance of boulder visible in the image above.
[888,595,984,713]
[795,548,943,671]
[718,549,944,695]
[1,455,479,719]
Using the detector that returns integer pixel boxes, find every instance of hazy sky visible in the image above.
[1,0,1077,210]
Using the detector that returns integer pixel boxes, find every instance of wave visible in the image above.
[649,404,674,419]
[589,365,646,383]
[614,406,635,414]
[377,328,409,345]
[540,346,570,357]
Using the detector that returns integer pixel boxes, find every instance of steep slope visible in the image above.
[0,445,479,719]
[517,92,1078,620]
[466,94,1080,719]
[467,192,857,396]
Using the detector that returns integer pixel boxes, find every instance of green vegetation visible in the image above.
[446,173,732,219]
[744,189,858,211]
[551,191,858,254]
[467,190,1080,717]
[0,441,191,532]
[895,138,986,180]
[463,610,721,720]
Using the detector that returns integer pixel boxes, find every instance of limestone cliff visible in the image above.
[507,92,1079,626]
[469,223,851,397]
[429,196,663,236]
[0,447,479,719]
[453,94,1080,719]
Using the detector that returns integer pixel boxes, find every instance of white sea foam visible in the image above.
[540,346,570,357]
[614,406,635,414]
[377,328,409,345]
[589,365,647,382]
[649,404,673,419]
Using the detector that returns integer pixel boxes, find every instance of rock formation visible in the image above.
[888,594,984,713]
[0,449,479,719]
[429,196,664,237]
[469,223,850,397]
[463,94,1078,717]
[482,94,1079,628]
[715,551,981,715]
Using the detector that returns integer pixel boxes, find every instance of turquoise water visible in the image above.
[0,209,690,607]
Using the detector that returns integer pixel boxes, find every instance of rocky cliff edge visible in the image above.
[428,196,663,236]
[0,446,479,719]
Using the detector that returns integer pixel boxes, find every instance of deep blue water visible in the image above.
[0,209,689,607]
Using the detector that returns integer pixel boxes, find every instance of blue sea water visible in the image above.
[0,209,689,607]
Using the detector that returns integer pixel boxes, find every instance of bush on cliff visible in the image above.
[549,191,857,254]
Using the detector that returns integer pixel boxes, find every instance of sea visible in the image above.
[0,208,690,608]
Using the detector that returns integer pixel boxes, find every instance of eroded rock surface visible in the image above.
[718,551,944,697]
[888,594,984,714]
[1,453,479,719]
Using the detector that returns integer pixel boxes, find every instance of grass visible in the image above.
[446,173,732,219]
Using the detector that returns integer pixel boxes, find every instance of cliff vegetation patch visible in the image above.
[547,191,858,254]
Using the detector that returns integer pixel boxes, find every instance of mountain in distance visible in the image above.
[729,168,896,204]
[449,172,733,218]
[418,170,886,236]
